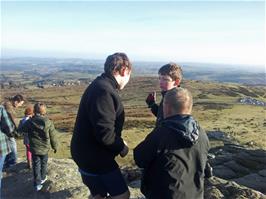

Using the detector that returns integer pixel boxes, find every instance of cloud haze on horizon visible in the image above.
[1,1,265,68]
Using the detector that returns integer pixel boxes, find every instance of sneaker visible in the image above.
[35,184,43,191]
[41,176,47,184]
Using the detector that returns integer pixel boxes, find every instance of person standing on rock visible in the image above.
[20,102,58,191]
[71,53,132,199]
[2,94,25,168]
[18,105,34,169]
[134,88,210,199]
[0,105,15,197]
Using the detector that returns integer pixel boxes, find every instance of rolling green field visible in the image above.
[1,76,265,166]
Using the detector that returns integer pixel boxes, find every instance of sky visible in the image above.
[1,1,265,67]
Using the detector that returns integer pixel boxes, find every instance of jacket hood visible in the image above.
[29,115,46,131]
[161,114,200,146]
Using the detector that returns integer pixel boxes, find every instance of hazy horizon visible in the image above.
[1,1,265,68]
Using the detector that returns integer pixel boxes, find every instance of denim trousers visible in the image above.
[4,138,17,167]
[0,155,7,198]
[32,154,48,186]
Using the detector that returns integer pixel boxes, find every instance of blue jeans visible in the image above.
[4,138,17,167]
[0,155,7,198]
[32,154,48,186]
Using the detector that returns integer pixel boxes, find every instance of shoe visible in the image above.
[35,184,43,191]
[41,176,47,184]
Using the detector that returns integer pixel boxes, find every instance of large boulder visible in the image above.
[2,158,266,199]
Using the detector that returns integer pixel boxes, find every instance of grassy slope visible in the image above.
[1,77,265,166]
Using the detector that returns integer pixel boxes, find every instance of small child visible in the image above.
[18,106,34,169]
[20,102,58,191]
[145,63,183,126]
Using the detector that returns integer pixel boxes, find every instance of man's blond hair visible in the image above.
[164,88,193,114]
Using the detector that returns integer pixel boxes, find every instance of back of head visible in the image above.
[24,105,34,116]
[34,102,46,115]
[104,52,132,75]
[164,88,193,116]
[158,63,183,82]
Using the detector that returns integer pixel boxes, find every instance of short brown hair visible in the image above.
[158,63,183,82]
[164,88,193,114]
[11,94,24,103]
[24,106,33,116]
[104,52,132,75]
[34,102,46,115]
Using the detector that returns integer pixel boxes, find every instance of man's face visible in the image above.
[14,100,24,108]
[159,75,177,91]
[119,69,131,90]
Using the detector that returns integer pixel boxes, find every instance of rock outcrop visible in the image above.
[209,143,266,194]
[2,157,266,199]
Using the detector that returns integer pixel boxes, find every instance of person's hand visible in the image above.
[145,92,156,108]
[120,141,129,158]
[54,149,57,153]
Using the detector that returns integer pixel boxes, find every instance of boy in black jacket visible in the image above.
[134,88,209,199]
[145,63,182,126]
[71,53,132,199]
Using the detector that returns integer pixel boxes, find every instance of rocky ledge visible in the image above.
[2,155,266,199]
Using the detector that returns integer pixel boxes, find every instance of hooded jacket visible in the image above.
[134,114,209,199]
[20,114,58,155]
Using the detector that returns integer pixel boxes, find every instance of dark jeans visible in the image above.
[32,154,48,186]
[4,138,17,167]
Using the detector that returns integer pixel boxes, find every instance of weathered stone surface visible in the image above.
[213,165,238,179]
[234,173,266,194]
[209,143,266,194]
[2,158,266,199]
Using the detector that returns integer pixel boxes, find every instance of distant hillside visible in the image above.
[0,57,265,85]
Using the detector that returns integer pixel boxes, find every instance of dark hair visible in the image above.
[158,63,183,82]
[104,52,132,75]
[12,94,24,102]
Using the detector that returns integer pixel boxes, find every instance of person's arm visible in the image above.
[150,104,159,117]
[1,106,15,137]
[133,129,159,168]
[48,121,58,152]
[146,93,158,117]
[90,90,125,155]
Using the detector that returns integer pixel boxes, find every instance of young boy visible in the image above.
[146,63,183,126]
[18,106,34,169]
[20,102,58,191]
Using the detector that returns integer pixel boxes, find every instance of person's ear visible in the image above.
[174,79,181,86]
[120,66,128,77]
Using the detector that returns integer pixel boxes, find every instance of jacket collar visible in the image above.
[101,73,119,89]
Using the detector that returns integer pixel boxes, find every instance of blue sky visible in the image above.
[1,1,265,67]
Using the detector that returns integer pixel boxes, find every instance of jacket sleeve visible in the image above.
[133,129,159,168]
[0,106,15,137]
[150,103,158,117]
[48,121,58,151]
[90,90,124,155]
